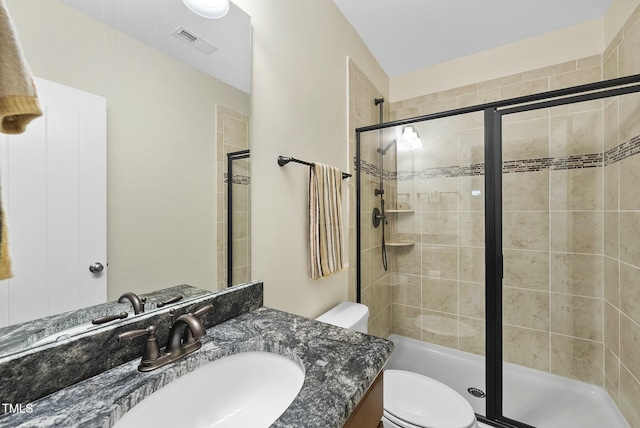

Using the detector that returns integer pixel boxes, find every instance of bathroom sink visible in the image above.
[114,351,305,428]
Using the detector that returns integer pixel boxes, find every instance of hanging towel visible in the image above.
[0,0,42,134]
[309,163,346,279]
[0,203,11,280]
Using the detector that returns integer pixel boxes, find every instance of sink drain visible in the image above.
[467,387,486,398]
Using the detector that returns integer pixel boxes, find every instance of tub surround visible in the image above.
[0,306,393,428]
[0,281,264,408]
[0,284,211,356]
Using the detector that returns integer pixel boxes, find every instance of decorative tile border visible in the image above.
[355,134,639,181]
[605,134,640,166]
[224,173,251,185]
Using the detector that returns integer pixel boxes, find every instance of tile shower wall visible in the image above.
[216,105,251,290]
[602,5,640,426]
[348,59,393,338]
[387,5,640,426]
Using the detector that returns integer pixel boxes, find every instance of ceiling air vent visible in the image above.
[171,26,218,55]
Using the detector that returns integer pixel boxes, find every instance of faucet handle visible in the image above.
[117,325,161,365]
[156,295,183,308]
[182,304,213,345]
[192,303,213,317]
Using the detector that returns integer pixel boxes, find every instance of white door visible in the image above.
[0,77,107,327]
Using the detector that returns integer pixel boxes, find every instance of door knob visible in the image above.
[89,262,104,273]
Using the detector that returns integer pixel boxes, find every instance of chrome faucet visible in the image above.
[118,292,146,315]
[117,303,213,372]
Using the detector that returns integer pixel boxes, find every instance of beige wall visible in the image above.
[7,0,250,299]
[234,0,388,318]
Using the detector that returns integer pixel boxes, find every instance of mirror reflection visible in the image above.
[0,0,251,356]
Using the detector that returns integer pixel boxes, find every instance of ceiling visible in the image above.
[332,0,613,77]
[59,0,251,93]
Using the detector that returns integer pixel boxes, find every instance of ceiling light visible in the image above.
[183,0,230,19]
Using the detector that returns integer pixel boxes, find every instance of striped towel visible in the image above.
[0,0,42,134]
[309,163,346,279]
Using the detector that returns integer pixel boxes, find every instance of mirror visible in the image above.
[0,0,251,356]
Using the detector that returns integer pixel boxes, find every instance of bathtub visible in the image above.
[384,334,629,428]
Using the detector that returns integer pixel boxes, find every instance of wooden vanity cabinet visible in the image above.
[344,370,384,428]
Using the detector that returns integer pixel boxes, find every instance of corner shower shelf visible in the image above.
[385,241,415,247]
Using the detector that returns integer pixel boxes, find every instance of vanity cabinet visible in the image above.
[344,371,384,428]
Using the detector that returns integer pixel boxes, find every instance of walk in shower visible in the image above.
[355,74,640,427]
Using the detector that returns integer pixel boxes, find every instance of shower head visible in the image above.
[377,139,397,155]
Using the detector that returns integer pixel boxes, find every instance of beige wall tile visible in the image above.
[502,108,549,124]
[502,118,550,161]
[618,92,640,143]
[414,132,459,170]
[503,325,549,371]
[604,164,619,211]
[394,244,420,276]
[550,334,604,384]
[422,277,458,314]
[457,89,500,109]
[417,178,459,212]
[604,256,621,308]
[391,303,422,340]
[605,212,619,259]
[402,93,438,107]
[603,49,619,81]
[459,281,485,319]
[605,301,620,356]
[605,347,620,405]
[503,249,549,291]
[477,73,522,91]
[459,317,485,356]
[550,253,603,298]
[458,176,485,212]
[549,99,603,117]
[421,309,459,348]
[620,212,640,268]
[504,171,549,211]
[577,55,602,70]
[391,105,421,121]
[620,154,640,210]
[420,98,458,116]
[550,294,603,341]
[549,66,602,91]
[550,211,603,254]
[504,211,550,251]
[458,111,484,131]
[421,212,458,245]
[459,212,485,247]
[437,84,477,100]
[459,127,485,165]
[500,78,549,100]
[620,365,640,427]
[549,110,603,156]
[523,60,576,81]
[459,247,485,284]
[604,98,619,152]
[604,29,622,66]
[621,262,640,326]
[504,287,549,331]
[620,314,640,385]
[391,273,421,306]
[622,4,640,38]
[619,18,640,78]
[549,169,603,211]
[422,245,458,280]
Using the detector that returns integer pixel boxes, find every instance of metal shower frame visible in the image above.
[355,73,640,428]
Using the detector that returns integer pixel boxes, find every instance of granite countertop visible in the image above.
[0,306,393,428]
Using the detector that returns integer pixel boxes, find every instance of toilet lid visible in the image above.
[384,370,476,428]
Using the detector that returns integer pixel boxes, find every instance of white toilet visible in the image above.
[316,302,477,428]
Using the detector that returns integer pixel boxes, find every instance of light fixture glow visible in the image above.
[398,126,422,151]
[183,0,230,19]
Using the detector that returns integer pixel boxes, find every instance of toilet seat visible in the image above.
[383,370,477,428]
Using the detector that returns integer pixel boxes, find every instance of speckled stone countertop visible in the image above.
[0,307,393,428]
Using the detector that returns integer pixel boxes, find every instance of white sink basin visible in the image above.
[114,351,305,428]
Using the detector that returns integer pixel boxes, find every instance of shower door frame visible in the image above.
[355,73,640,428]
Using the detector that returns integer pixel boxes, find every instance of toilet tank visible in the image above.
[316,302,369,334]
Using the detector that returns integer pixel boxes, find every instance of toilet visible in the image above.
[316,302,477,428]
